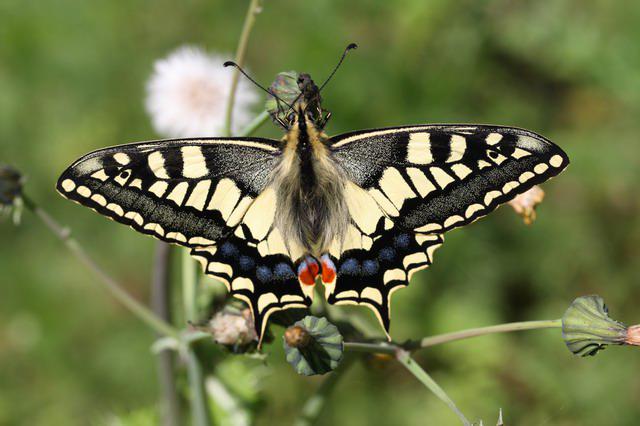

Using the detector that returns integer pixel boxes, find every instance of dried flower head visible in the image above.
[508,185,545,225]
[209,308,257,346]
[145,46,259,138]
[0,164,24,224]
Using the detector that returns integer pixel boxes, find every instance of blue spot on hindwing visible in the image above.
[394,233,411,249]
[378,247,396,262]
[362,260,379,275]
[220,242,238,257]
[274,262,295,279]
[339,258,360,275]
[256,266,272,283]
[239,255,254,271]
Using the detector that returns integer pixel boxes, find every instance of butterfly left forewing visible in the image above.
[57,138,280,247]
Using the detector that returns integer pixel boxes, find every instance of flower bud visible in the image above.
[265,71,301,123]
[562,295,627,356]
[0,164,23,207]
[208,307,257,347]
[283,316,343,376]
[508,186,544,225]
[283,325,311,348]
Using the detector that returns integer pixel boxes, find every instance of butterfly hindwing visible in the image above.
[330,125,569,234]
[191,187,312,342]
[56,138,280,247]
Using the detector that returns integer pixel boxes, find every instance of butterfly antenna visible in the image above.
[318,43,358,92]
[223,61,293,109]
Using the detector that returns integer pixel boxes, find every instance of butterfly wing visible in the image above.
[57,137,311,342]
[328,125,569,333]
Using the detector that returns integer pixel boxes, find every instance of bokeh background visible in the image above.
[2,0,640,425]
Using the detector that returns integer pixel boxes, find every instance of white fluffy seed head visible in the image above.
[145,46,259,138]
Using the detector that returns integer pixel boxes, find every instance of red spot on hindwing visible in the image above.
[298,257,319,286]
[320,254,337,284]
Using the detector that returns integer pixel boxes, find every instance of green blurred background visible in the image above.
[2,0,640,425]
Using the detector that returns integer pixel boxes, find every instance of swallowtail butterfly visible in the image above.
[57,45,569,343]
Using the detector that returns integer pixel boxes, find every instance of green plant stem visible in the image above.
[224,0,264,136]
[182,248,198,323]
[185,347,212,426]
[151,242,181,426]
[407,319,562,350]
[23,194,179,339]
[181,249,210,425]
[240,110,270,136]
[343,319,562,355]
[396,350,470,426]
[294,356,355,426]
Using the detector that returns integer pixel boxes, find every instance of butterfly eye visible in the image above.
[119,170,130,179]
[488,151,499,160]
[288,112,296,122]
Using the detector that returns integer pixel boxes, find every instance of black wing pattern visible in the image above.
[57,138,312,342]
[327,125,569,333]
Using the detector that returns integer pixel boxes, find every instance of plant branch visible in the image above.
[343,319,562,355]
[396,350,470,426]
[151,242,181,426]
[406,319,562,350]
[185,347,212,426]
[240,110,270,136]
[224,0,264,136]
[181,248,210,425]
[23,194,179,339]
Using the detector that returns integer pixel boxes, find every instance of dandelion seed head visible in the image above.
[145,46,259,138]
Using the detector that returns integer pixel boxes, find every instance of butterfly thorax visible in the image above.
[271,104,349,257]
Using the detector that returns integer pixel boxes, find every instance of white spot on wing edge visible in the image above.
[549,155,564,168]
[61,179,76,192]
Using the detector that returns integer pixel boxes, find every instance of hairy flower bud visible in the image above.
[209,307,257,347]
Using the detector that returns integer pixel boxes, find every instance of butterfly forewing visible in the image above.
[57,138,280,247]
[330,125,569,233]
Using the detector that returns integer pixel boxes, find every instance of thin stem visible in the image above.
[343,342,397,355]
[343,319,562,355]
[181,248,210,425]
[224,0,264,136]
[182,248,198,323]
[294,356,355,426]
[407,319,562,350]
[151,242,181,426]
[240,110,270,137]
[396,351,470,426]
[185,347,212,426]
[23,194,179,339]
